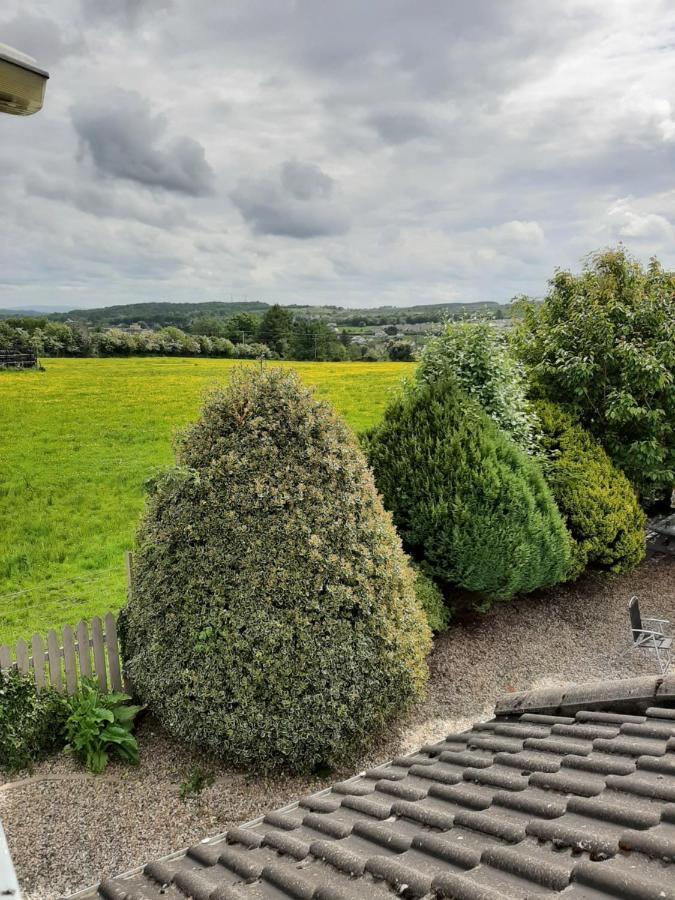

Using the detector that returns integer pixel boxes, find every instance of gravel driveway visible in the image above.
[2,555,673,900]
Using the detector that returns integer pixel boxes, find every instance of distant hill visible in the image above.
[0,306,72,317]
[4,298,504,329]
[50,301,271,328]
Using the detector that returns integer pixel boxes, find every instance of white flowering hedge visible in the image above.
[417,322,541,455]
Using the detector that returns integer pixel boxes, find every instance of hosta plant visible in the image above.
[65,678,142,774]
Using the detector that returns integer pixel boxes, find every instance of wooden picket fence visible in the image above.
[0,613,123,695]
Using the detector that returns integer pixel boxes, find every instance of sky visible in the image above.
[2,1,675,310]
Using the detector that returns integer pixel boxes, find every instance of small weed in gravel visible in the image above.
[179,765,215,801]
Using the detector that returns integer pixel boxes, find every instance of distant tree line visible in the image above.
[0,306,417,363]
[25,298,505,330]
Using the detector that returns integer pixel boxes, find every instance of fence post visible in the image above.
[32,634,46,691]
[62,625,77,695]
[125,551,134,602]
[76,619,92,678]
[15,639,29,676]
[104,613,123,692]
[47,629,62,692]
[91,617,107,691]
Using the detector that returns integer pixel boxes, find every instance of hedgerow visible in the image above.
[119,367,430,773]
[535,401,646,577]
[366,377,572,606]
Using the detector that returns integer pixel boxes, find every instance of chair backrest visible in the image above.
[629,596,642,640]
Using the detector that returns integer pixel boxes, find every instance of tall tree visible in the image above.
[258,304,294,356]
[224,312,261,345]
[514,248,675,500]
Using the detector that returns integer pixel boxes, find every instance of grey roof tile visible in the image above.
[480,840,576,892]
[494,749,562,773]
[520,714,575,726]
[71,678,675,900]
[566,856,675,900]
[591,734,668,757]
[606,768,675,803]
[647,706,675,719]
[525,810,626,858]
[528,769,607,797]
[410,829,486,870]
[561,751,636,776]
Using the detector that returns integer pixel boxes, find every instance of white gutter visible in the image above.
[0,820,21,900]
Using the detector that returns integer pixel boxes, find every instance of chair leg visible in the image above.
[655,645,671,675]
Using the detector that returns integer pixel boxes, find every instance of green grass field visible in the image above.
[0,358,413,646]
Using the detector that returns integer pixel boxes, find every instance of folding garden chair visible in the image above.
[626,595,671,674]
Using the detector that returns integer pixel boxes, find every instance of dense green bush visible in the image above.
[514,249,675,500]
[536,401,646,577]
[413,567,451,633]
[120,367,430,773]
[418,322,540,455]
[388,340,416,362]
[366,377,572,605]
[0,670,68,772]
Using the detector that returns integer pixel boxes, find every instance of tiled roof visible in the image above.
[73,676,675,899]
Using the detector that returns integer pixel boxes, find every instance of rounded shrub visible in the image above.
[119,367,430,773]
[0,670,68,772]
[412,566,451,633]
[366,377,573,606]
[535,401,646,578]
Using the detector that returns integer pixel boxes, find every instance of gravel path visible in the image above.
[2,555,673,900]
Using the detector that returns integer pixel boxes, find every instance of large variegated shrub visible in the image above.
[120,367,430,773]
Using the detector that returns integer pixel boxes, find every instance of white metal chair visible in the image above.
[627,596,671,674]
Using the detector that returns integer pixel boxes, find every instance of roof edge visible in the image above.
[495,674,675,717]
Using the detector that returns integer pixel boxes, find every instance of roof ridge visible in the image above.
[495,674,675,717]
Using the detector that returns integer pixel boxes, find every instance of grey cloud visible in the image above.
[72,90,214,196]
[3,1,675,309]
[81,0,173,28]
[0,13,83,66]
[27,171,191,230]
[161,1,596,104]
[231,161,350,239]
[368,110,435,144]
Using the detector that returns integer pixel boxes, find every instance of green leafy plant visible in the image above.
[180,765,215,800]
[514,248,675,500]
[413,566,451,633]
[119,367,430,774]
[535,401,646,578]
[366,376,572,606]
[418,322,541,455]
[0,669,68,773]
[65,678,142,774]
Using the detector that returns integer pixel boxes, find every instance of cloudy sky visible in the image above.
[2,1,675,310]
